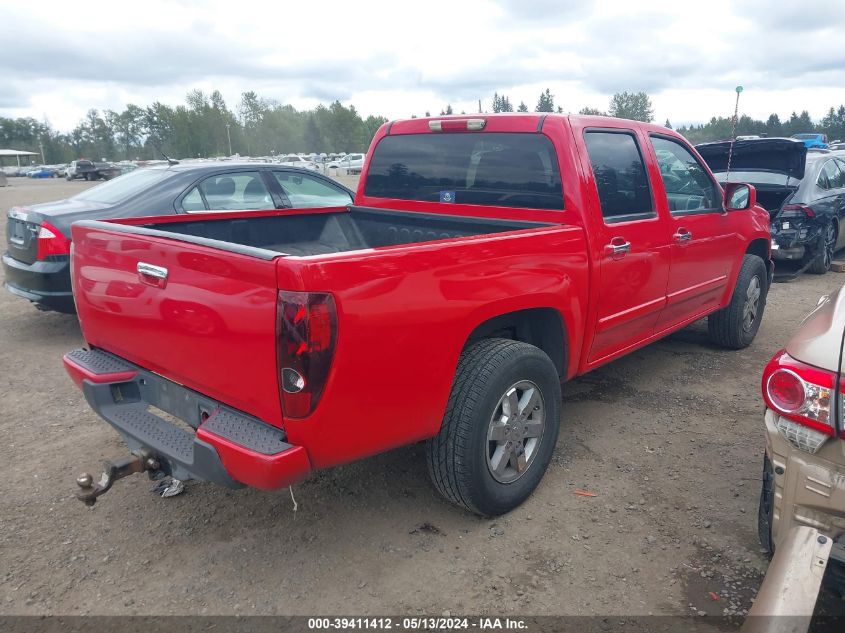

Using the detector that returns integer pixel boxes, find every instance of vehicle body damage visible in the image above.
[698,138,845,275]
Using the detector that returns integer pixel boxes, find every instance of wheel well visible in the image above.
[465,308,566,377]
[745,238,769,262]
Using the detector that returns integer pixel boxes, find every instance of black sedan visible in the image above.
[697,139,845,275]
[3,163,354,312]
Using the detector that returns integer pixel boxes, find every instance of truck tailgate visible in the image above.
[70,221,284,427]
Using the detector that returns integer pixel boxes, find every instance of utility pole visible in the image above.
[225,122,232,156]
[38,137,46,165]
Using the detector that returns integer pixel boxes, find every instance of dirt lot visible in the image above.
[1,177,843,622]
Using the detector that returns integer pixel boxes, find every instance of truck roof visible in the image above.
[385,113,679,137]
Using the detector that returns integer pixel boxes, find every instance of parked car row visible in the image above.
[2,164,68,178]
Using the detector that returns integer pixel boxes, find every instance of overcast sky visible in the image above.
[2,0,844,131]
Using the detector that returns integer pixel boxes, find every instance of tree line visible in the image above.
[2,87,845,165]
[0,90,388,164]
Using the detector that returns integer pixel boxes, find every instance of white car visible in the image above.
[328,153,365,175]
[277,155,318,171]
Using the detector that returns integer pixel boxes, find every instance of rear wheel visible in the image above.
[426,338,561,516]
[707,254,767,349]
[807,220,836,274]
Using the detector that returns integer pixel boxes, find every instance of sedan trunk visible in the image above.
[752,186,797,217]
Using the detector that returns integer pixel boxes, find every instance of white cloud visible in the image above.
[2,0,844,130]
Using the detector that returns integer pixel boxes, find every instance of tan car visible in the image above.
[759,283,845,593]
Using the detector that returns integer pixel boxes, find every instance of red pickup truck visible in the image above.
[65,114,771,515]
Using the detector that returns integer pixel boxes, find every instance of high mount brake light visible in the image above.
[36,220,71,260]
[428,118,486,132]
[276,291,337,419]
[762,349,836,453]
[781,203,814,218]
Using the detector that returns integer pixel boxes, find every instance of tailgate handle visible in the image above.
[137,262,168,287]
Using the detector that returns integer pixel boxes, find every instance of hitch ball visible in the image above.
[76,473,94,489]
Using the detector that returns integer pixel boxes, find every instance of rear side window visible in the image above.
[195,171,273,212]
[584,131,654,222]
[364,133,563,210]
[818,160,845,190]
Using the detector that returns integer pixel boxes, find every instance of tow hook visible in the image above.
[75,451,160,506]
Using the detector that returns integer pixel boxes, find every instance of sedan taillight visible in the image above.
[36,220,71,260]
[780,203,814,218]
[762,349,836,453]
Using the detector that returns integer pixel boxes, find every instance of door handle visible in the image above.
[673,228,692,243]
[137,262,168,288]
[604,238,631,259]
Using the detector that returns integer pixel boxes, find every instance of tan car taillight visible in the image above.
[762,349,835,453]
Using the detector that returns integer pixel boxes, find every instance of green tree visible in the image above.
[535,89,555,113]
[609,91,654,122]
[578,107,606,116]
[517,101,529,112]
[765,113,782,137]
[492,93,513,113]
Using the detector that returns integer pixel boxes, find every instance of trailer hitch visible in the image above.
[75,451,159,506]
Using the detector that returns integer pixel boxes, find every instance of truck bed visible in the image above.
[139,206,547,257]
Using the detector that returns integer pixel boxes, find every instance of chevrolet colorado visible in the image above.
[64,114,772,515]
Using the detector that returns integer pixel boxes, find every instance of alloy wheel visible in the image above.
[486,380,545,484]
[742,276,762,333]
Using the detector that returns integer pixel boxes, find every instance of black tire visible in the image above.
[426,338,562,516]
[707,254,767,349]
[806,220,836,275]
[757,453,775,556]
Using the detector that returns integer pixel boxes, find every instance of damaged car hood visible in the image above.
[696,138,807,181]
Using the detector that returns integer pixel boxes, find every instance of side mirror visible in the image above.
[724,182,756,211]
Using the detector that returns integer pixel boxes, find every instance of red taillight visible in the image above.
[781,203,814,218]
[276,291,337,418]
[767,369,807,413]
[429,118,486,132]
[36,220,71,260]
[762,349,835,438]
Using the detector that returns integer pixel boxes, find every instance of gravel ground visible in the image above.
[0,177,843,624]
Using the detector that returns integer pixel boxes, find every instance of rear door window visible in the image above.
[364,132,563,210]
[194,171,273,212]
[583,131,654,222]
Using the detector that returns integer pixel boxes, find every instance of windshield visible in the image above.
[72,168,172,204]
[793,134,818,140]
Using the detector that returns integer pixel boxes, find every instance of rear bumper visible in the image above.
[2,251,75,312]
[770,222,823,260]
[63,348,311,490]
[763,408,845,563]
